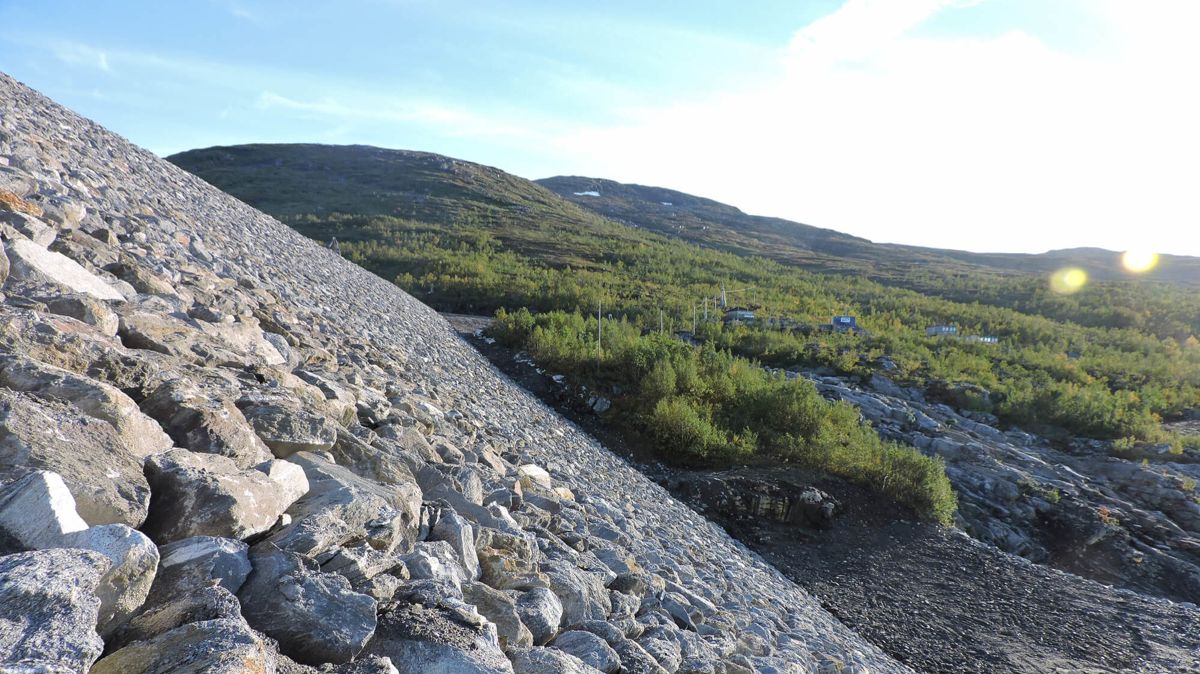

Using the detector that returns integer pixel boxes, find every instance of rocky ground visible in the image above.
[0,72,913,673]
[804,371,1200,606]
[447,315,1200,673]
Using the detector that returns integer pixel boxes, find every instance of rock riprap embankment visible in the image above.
[0,72,907,672]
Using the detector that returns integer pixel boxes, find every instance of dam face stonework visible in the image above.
[0,73,907,673]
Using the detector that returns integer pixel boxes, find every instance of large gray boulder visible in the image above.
[0,548,109,672]
[107,536,251,650]
[156,536,253,594]
[266,451,421,557]
[140,378,273,468]
[516,587,563,646]
[240,401,337,457]
[0,353,172,459]
[462,580,534,651]
[4,237,124,300]
[0,471,158,637]
[90,618,273,674]
[430,507,479,581]
[142,448,301,544]
[238,548,378,665]
[551,630,622,674]
[0,390,151,527]
[108,584,243,652]
[545,564,612,627]
[44,293,120,335]
[509,647,605,674]
[362,602,514,674]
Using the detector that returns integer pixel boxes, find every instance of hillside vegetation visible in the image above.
[170,143,1200,472]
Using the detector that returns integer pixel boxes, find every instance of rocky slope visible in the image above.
[801,370,1200,605]
[0,73,909,672]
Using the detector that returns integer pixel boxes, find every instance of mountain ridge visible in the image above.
[536,175,1200,284]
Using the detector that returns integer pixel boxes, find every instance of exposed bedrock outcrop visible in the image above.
[0,71,908,672]
[794,369,1200,603]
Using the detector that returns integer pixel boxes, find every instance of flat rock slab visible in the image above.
[4,238,124,300]
[0,389,151,527]
[0,548,109,672]
[0,353,172,458]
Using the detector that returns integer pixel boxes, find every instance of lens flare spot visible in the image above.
[1122,250,1159,273]
[1050,267,1088,294]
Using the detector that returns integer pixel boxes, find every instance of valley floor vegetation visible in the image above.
[309,212,1200,447]
[490,308,958,524]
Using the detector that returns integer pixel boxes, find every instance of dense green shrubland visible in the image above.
[490,308,958,524]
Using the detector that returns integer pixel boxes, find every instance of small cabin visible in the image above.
[831,315,858,333]
[926,325,957,337]
[722,309,756,325]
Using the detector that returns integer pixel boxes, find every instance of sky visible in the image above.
[1,0,1197,256]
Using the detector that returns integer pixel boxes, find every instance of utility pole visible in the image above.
[597,300,602,363]
[692,303,697,333]
[659,309,664,334]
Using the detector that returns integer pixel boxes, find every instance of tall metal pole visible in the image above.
[597,300,602,362]
[659,309,663,334]
[692,303,697,333]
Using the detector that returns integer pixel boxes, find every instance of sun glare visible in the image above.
[1121,250,1159,273]
[1050,267,1088,295]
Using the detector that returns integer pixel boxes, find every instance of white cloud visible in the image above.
[50,41,110,71]
[549,0,1200,256]
[254,91,548,142]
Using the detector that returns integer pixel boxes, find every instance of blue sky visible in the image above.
[2,0,1197,256]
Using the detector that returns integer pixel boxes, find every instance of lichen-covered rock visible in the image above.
[142,448,296,544]
[238,548,377,665]
[0,548,109,672]
[90,618,273,674]
[363,602,514,674]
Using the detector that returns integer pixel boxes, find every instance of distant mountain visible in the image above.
[537,176,1200,285]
